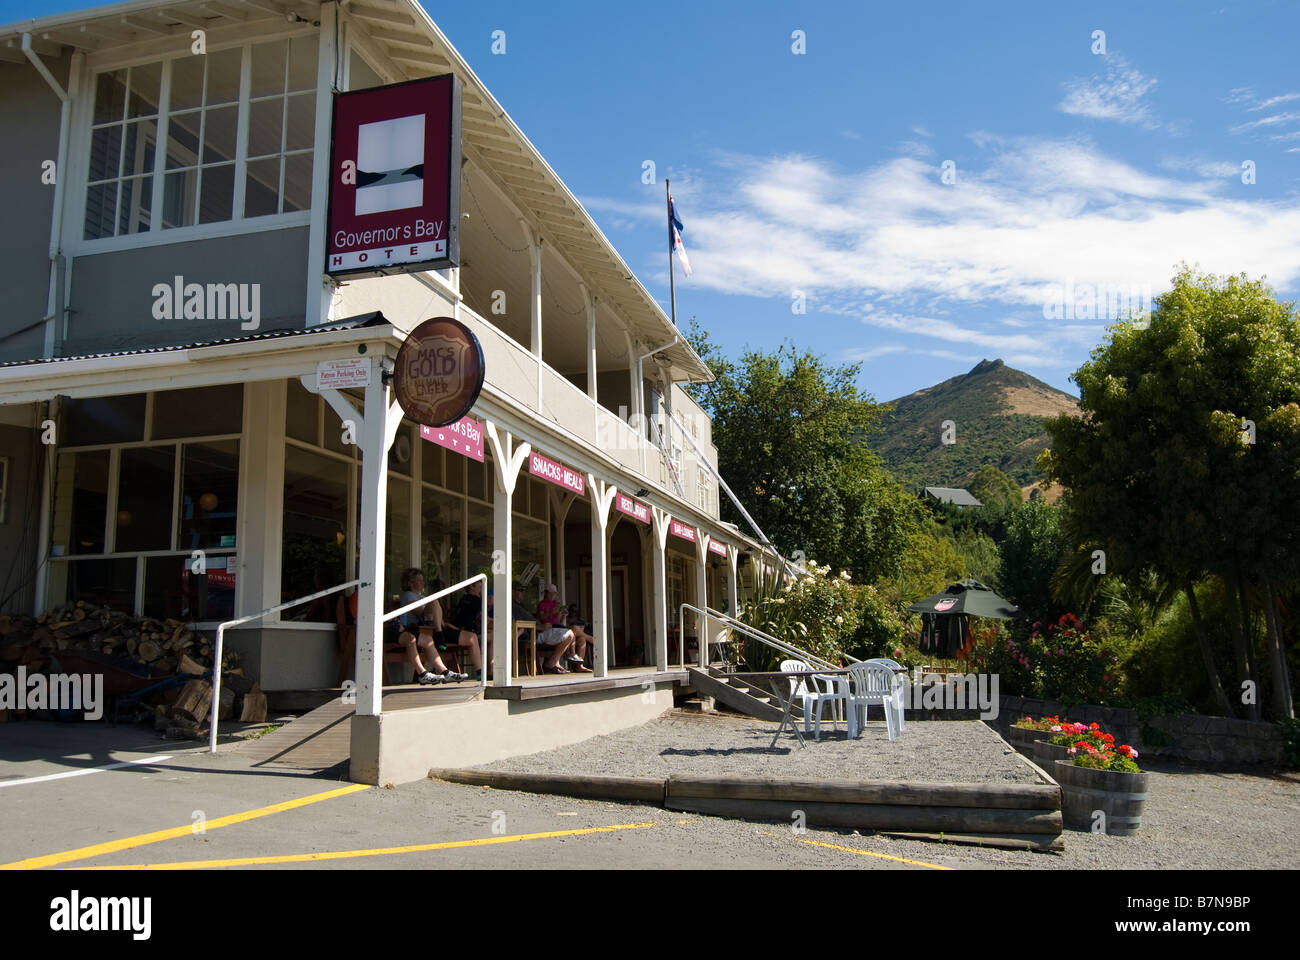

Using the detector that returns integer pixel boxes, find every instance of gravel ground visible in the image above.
[473,710,1300,869]
[476,710,1042,783]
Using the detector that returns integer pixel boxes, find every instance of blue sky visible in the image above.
[7,0,1300,400]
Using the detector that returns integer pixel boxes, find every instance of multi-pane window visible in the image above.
[83,36,317,241]
[48,387,244,620]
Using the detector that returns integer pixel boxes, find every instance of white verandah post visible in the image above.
[486,421,530,686]
[354,356,404,718]
[651,506,671,672]
[694,530,710,668]
[586,476,617,679]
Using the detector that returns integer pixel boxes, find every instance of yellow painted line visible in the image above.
[74,822,657,870]
[1,783,372,870]
[796,837,954,870]
[759,830,953,870]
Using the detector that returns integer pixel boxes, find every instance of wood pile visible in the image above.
[0,601,266,734]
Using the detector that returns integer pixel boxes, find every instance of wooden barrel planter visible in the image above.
[1006,725,1047,755]
[1032,739,1070,768]
[1054,760,1149,836]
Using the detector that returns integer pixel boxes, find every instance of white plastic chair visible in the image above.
[780,659,846,740]
[841,661,901,741]
[866,658,907,734]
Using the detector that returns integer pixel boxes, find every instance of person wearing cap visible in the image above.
[536,583,566,631]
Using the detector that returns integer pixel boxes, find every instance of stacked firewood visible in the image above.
[0,601,267,732]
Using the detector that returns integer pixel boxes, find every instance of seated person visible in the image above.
[427,577,487,680]
[536,583,566,630]
[536,624,584,673]
[394,568,467,683]
[566,602,591,633]
[454,579,497,671]
[565,614,595,671]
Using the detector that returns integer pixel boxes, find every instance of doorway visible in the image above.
[581,565,632,666]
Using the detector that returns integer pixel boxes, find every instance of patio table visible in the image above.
[727,667,905,749]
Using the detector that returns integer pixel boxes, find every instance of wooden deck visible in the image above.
[486,666,690,701]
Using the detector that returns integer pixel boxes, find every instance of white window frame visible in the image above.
[66,25,318,256]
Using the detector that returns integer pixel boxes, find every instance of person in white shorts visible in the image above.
[537,624,585,673]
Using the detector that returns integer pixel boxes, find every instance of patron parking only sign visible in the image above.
[326,74,462,278]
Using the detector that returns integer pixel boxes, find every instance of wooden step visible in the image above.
[686,668,785,722]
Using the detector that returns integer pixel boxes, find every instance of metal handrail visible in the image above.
[382,573,488,685]
[677,603,861,673]
[209,578,367,753]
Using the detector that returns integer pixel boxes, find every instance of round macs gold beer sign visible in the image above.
[393,317,485,427]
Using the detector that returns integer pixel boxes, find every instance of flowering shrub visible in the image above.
[1030,614,1124,703]
[740,561,903,670]
[960,621,1035,694]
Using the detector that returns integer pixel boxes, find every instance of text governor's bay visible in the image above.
[326,73,461,278]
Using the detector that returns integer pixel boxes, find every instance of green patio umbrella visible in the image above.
[907,579,1024,620]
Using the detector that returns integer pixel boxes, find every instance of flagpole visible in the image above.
[667,177,677,327]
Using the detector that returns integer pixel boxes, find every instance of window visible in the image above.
[48,390,242,619]
[697,472,712,513]
[84,36,317,241]
[281,445,348,617]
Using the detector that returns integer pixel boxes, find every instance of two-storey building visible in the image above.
[0,0,784,782]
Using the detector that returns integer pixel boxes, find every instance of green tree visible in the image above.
[1043,268,1300,719]
[969,464,1023,509]
[685,321,919,582]
[999,499,1067,622]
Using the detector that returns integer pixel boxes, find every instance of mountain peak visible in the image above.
[969,358,1005,376]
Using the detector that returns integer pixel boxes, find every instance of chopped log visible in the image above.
[32,626,53,644]
[137,640,163,662]
[173,679,213,723]
[126,637,138,655]
[217,684,235,720]
[72,608,87,621]
[165,722,203,740]
[223,672,254,694]
[156,656,176,672]
[238,685,267,722]
[178,654,206,676]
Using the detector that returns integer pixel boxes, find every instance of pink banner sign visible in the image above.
[707,538,728,557]
[670,519,697,543]
[529,451,585,495]
[420,416,484,462]
[614,492,650,524]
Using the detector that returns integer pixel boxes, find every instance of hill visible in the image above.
[867,359,1079,494]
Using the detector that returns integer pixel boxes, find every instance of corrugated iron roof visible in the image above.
[923,487,984,507]
[0,312,391,369]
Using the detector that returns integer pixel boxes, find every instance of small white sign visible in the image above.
[316,358,371,390]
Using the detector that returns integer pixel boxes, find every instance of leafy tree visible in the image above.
[969,464,1023,509]
[1042,268,1300,718]
[685,320,919,582]
[999,499,1068,622]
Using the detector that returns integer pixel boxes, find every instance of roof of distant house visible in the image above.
[923,487,983,507]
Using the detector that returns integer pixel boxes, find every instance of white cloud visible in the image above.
[1058,56,1158,127]
[594,135,1300,374]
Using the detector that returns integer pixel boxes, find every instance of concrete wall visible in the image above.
[224,624,338,691]
[65,225,309,355]
[0,56,68,363]
[350,679,676,785]
[0,417,41,615]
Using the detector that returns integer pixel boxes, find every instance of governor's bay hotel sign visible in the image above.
[326,74,462,276]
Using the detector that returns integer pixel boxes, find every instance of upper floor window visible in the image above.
[84,36,317,241]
